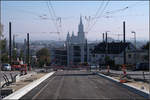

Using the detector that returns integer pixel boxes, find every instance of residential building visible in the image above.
[92,42,136,65]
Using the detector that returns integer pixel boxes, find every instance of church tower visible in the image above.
[66,32,70,42]
[78,16,85,43]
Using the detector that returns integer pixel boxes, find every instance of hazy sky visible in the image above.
[1,1,149,42]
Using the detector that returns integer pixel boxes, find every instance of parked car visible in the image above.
[1,63,11,71]
[135,63,149,71]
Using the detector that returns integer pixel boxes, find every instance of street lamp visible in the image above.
[131,31,136,67]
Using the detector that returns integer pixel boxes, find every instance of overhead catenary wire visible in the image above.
[87,0,110,33]
[48,1,63,41]
[99,1,148,19]
[105,6,128,14]
[85,1,105,32]
[46,1,60,40]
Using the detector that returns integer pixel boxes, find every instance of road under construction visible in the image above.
[20,70,146,99]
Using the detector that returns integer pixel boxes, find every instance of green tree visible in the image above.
[36,48,50,67]
[19,49,24,61]
[141,42,149,61]
[0,23,3,37]
[12,49,17,61]
[1,53,9,63]
[0,39,9,63]
[0,38,7,53]
[141,42,149,50]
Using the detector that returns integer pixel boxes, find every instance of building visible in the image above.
[51,48,67,66]
[126,50,148,65]
[51,17,97,66]
[66,16,88,66]
[92,42,136,65]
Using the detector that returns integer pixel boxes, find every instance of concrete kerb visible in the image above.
[94,72,149,99]
[3,71,55,100]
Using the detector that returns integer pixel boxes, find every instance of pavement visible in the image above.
[21,70,146,99]
[0,71,37,88]
[0,71,20,82]
[96,69,150,81]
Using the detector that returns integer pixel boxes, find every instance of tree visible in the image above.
[0,38,7,53]
[0,38,9,63]
[0,23,8,64]
[19,49,24,61]
[12,49,17,61]
[141,42,149,61]
[36,48,50,67]
[0,23,3,37]
[1,53,9,63]
[141,42,149,50]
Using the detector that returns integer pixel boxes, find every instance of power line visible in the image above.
[85,1,105,32]
[48,1,63,41]
[105,7,128,14]
[93,1,105,19]
[46,1,60,37]
[87,0,110,33]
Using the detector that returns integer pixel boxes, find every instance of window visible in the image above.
[128,54,131,58]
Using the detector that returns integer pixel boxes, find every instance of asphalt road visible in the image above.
[21,70,146,99]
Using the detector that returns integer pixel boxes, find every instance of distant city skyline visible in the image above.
[1,1,149,42]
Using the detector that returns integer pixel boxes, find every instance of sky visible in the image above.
[1,1,149,42]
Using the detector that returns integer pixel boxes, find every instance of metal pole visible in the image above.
[123,21,126,65]
[105,32,108,66]
[133,31,136,66]
[9,22,12,65]
[86,39,88,63]
[27,33,30,70]
[134,32,136,66]
[103,33,104,42]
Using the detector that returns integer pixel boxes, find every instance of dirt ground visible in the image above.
[112,75,149,92]
[4,73,47,92]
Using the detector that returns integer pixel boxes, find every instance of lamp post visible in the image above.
[105,31,110,67]
[131,31,136,66]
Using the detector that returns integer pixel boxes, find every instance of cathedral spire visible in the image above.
[72,31,74,37]
[78,15,84,33]
[66,32,70,41]
[80,15,82,25]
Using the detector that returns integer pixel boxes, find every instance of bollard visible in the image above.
[120,64,127,83]
[107,65,110,73]
[122,64,126,75]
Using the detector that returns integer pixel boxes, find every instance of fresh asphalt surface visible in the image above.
[21,70,146,99]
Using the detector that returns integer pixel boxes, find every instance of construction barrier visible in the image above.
[120,64,127,83]
[20,64,27,76]
[107,65,110,73]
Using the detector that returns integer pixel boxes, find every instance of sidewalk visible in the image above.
[0,71,36,87]
[98,71,150,93]
[1,70,49,98]
[5,72,46,92]
[3,71,55,100]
